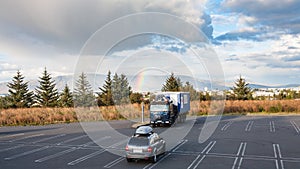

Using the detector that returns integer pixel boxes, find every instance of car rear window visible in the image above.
[128,137,149,146]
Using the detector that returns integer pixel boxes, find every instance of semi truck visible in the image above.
[149,92,190,127]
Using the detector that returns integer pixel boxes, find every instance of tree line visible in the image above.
[1,69,294,109]
[0,69,143,109]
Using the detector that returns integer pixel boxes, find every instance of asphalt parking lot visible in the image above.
[1,116,300,169]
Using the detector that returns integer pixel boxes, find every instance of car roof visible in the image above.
[135,126,153,135]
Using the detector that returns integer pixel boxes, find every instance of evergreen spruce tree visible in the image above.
[97,71,114,106]
[35,68,59,107]
[119,74,132,104]
[74,72,95,107]
[111,73,121,105]
[111,73,132,105]
[161,73,182,92]
[59,84,74,107]
[181,81,199,101]
[7,70,33,108]
[231,75,253,100]
[0,95,10,109]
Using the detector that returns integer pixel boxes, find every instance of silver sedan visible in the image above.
[125,126,166,163]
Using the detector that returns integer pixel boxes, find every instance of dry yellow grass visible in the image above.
[0,108,77,126]
[190,100,300,115]
[1,100,300,126]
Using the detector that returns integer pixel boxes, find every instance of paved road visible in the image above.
[1,116,300,169]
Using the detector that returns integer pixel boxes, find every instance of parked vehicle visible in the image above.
[125,126,166,163]
[150,92,190,127]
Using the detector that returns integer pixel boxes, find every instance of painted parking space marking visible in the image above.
[0,133,25,139]
[67,149,106,165]
[56,135,88,145]
[8,133,44,142]
[142,140,190,169]
[221,121,233,131]
[171,139,188,152]
[103,156,124,168]
[186,141,216,169]
[107,139,128,149]
[0,144,24,153]
[4,146,50,160]
[290,121,300,133]
[273,144,284,169]
[232,142,247,169]
[82,136,111,147]
[270,121,276,132]
[143,153,172,169]
[33,134,66,143]
[245,121,254,132]
[35,147,77,163]
[34,136,110,163]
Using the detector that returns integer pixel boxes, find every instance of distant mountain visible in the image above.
[248,83,300,89]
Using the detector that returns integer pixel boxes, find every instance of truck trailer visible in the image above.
[149,92,190,127]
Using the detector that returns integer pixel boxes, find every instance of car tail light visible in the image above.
[125,145,129,151]
[147,146,152,152]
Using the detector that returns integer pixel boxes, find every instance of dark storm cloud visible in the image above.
[221,0,300,35]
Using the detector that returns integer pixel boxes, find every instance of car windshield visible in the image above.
[150,104,169,112]
[128,136,149,146]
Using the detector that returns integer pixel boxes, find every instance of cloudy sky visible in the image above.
[0,0,300,87]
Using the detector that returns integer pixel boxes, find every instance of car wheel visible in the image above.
[126,158,133,162]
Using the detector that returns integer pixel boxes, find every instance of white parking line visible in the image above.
[242,143,247,156]
[172,139,188,152]
[4,146,50,160]
[33,134,66,143]
[245,121,254,132]
[143,153,171,169]
[237,143,244,156]
[221,122,233,131]
[275,160,279,169]
[191,155,206,169]
[9,133,44,142]
[67,149,106,165]
[270,121,276,132]
[0,133,25,139]
[232,142,246,169]
[273,144,278,158]
[201,141,215,154]
[35,147,77,163]
[56,135,88,145]
[290,121,300,133]
[186,141,216,169]
[281,160,285,169]
[187,154,201,169]
[108,139,128,149]
[273,143,284,169]
[104,156,124,168]
[82,136,111,147]
[35,136,110,163]
[206,141,216,154]
[0,144,24,153]
[277,144,282,158]
[232,157,238,169]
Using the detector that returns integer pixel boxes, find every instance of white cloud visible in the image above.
[0,0,212,82]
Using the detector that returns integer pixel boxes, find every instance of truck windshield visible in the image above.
[150,105,169,112]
